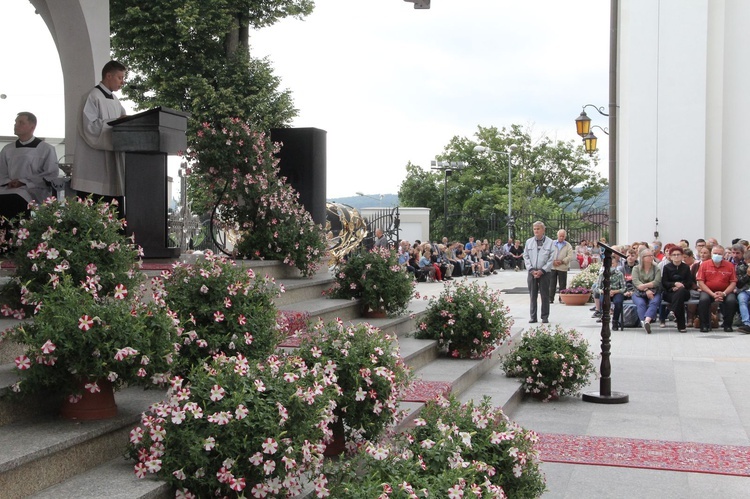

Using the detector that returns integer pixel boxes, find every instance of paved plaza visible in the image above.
[415,268,750,498]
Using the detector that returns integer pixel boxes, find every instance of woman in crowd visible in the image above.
[632,248,662,334]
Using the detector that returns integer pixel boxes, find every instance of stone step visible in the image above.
[0,387,164,499]
[273,272,334,307]
[278,297,362,324]
[395,327,524,429]
[30,457,171,499]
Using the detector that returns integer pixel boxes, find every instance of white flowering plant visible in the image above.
[502,325,598,401]
[0,197,142,312]
[323,395,546,498]
[153,251,284,377]
[127,352,338,498]
[186,118,326,277]
[570,262,601,290]
[327,247,415,316]
[297,320,412,448]
[0,275,177,399]
[417,280,513,359]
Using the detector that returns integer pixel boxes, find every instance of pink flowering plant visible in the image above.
[327,247,415,316]
[297,320,412,448]
[0,197,141,311]
[0,275,176,399]
[186,118,326,277]
[127,352,338,498]
[502,325,597,401]
[153,251,284,376]
[559,286,591,295]
[417,280,513,359]
[323,395,546,498]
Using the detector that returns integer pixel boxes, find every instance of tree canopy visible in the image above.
[398,125,607,241]
[110,0,314,130]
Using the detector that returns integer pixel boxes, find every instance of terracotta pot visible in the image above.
[530,390,560,401]
[60,378,118,420]
[559,293,591,306]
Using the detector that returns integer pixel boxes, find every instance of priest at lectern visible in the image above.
[71,60,128,213]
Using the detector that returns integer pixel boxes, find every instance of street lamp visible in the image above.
[575,105,610,155]
[430,160,466,236]
[473,144,517,240]
[356,192,383,207]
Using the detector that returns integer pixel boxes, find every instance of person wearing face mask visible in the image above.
[662,247,694,332]
[696,244,738,332]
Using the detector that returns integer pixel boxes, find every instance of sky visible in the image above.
[0,0,610,200]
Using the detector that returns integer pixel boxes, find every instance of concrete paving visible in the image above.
[414,268,750,498]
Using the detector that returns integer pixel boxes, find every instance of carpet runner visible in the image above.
[401,380,452,402]
[537,433,750,477]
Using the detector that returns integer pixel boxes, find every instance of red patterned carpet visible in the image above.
[401,380,452,402]
[538,433,750,477]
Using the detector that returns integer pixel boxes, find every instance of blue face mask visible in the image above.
[712,254,723,264]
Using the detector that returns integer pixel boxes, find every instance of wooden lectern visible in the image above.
[109,107,189,258]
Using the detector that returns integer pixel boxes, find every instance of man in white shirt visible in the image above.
[71,60,127,208]
[0,112,59,224]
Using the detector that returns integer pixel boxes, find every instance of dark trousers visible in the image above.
[698,291,737,329]
[76,191,125,220]
[549,269,568,302]
[528,272,551,321]
[663,288,691,329]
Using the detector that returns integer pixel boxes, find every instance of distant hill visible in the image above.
[327,194,399,211]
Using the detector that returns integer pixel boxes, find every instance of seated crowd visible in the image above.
[396,236,526,283]
[590,237,750,334]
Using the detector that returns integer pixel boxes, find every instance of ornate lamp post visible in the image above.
[430,160,466,236]
[472,145,517,240]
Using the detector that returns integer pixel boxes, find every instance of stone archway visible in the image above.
[29,0,110,159]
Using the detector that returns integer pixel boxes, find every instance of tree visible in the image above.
[398,125,607,241]
[110,0,315,216]
[110,0,313,129]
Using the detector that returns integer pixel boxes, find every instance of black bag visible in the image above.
[622,303,640,328]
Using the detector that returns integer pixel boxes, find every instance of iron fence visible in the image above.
[444,210,609,244]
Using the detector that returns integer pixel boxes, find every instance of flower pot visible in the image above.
[559,293,591,306]
[60,379,118,420]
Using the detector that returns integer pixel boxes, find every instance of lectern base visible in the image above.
[582,391,629,404]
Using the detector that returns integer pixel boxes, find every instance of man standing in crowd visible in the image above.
[523,221,555,324]
[0,112,59,224]
[374,228,388,249]
[72,60,128,208]
[696,244,738,332]
[549,229,573,303]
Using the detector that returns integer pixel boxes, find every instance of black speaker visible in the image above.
[270,127,327,225]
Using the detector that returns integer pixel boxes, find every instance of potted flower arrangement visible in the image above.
[153,251,284,376]
[323,395,546,498]
[558,286,592,306]
[416,280,513,358]
[0,197,141,310]
[327,247,415,317]
[502,325,597,401]
[127,352,338,498]
[1,275,177,419]
[297,320,412,452]
[185,118,326,277]
[570,262,601,290]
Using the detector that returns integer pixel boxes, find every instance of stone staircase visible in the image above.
[0,261,522,498]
